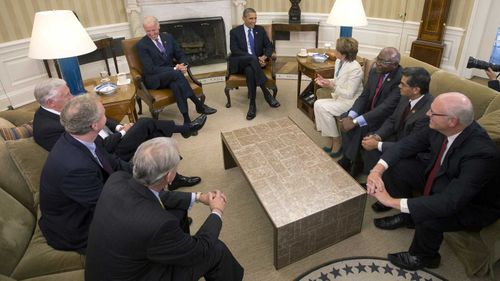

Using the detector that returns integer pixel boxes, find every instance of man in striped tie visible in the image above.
[366,92,500,271]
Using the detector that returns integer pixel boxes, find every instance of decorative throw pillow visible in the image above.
[0,121,33,140]
[477,109,500,149]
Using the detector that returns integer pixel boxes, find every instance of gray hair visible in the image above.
[132,137,181,186]
[60,94,102,135]
[380,47,401,64]
[243,7,256,17]
[34,78,67,106]
[441,92,474,126]
[143,15,159,26]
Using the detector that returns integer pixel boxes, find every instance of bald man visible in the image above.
[366,92,500,270]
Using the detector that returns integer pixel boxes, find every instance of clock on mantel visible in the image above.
[410,0,451,67]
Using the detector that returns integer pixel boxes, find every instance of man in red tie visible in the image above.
[338,47,403,177]
[366,92,500,271]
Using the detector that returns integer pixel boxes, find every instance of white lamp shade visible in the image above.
[326,0,368,27]
[29,10,96,59]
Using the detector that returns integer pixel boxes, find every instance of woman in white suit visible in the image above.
[314,37,363,157]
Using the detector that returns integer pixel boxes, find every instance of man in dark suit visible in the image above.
[137,15,217,124]
[228,8,280,120]
[85,137,244,281]
[32,78,202,190]
[39,94,132,253]
[366,92,500,270]
[338,47,403,176]
[361,67,433,184]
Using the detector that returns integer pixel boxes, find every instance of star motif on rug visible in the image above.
[397,267,408,278]
[342,264,354,275]
[329,267,341,278]
[318,272,330,281]
[355,262,367,273]
[369,262,380,272]
[410,271,422,280]
[383,263,394,275]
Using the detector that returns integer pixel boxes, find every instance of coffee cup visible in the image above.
[324,42,331,50]
[299,48,307,56]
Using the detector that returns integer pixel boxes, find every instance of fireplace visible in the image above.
[160,17,227,66]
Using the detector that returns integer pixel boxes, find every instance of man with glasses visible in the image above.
[366,92,500,270]
[338,47,403,177]
[361,67,433,208]
[85,137,244,281]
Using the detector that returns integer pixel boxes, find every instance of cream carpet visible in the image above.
[142,79,496,281]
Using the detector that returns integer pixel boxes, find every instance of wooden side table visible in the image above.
[84,76,138,123]
[296,48,336,121]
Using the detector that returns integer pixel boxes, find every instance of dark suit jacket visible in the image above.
[228,24,273,74]
[349,66,403,130]
[137,33,187,89]
[39,133,131,251]
[488,79,500,92]
[381,122,500,227]
[85,172,223,281]
[33,107,121,152]
[377,93,433,151]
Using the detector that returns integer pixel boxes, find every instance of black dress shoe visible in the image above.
[246,104,256,120]
[264,93,280,108]
[371,201,392,213]
[168,174,201,190]
[374,213,414,230]
[388,251,440,271]
[181,114,207,138]
[196,104,217,115]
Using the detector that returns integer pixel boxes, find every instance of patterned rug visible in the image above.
[295,257,447,281]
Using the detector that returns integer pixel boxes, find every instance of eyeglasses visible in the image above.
[375,57,394,66]
[428,109,449,117]
[399,82,411,88]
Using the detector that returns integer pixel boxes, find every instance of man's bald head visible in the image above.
[436,92,474,127]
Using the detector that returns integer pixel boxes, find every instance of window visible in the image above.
[489,25,500,64]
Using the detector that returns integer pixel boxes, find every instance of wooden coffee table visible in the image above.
[84,76,138,123]
[221,118,366,269]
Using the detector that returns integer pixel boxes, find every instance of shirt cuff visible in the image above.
[119,130,126,137]
[356,115,367,127]
[348,111,359,119]
[189,193,196,209]
[211,210,223,219]
[377,159,389,170]
[400,198,410,213]
[115,125,123,132]
[378,141,383,152]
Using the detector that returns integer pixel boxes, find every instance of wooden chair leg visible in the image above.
[224,87,232,108]
[136,96,143,115]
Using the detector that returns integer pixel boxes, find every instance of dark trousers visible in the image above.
[112,118,187,161]
[233,56,268,103]
[171,240,244,281]
[341,125,371,163]
[158,70,197,114]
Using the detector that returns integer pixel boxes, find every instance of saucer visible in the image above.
[94,82,117,95]
[297,52,308,57]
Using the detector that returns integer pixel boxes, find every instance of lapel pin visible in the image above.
[387,78,391,82]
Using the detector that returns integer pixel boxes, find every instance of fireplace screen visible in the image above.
[160,17,226,66]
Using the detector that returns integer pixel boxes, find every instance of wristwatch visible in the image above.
[352,118,358,125]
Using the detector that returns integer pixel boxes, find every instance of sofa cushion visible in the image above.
[0,118,14,129]
[0,188,35,276]
[0,122,33,141]
[11,207,85,280]
[6,138,48,211]
[477,109,500,149]
[429,70,498,119]
[21,269,84,281]
[0,142,34,214]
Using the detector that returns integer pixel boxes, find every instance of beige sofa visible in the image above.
[0,110,85,281]
[399,55,500,280]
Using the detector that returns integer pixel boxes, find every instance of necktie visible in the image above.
[95,146,114,175]
[399,103,411,130]
[371,75,384,110]
[248,29,255,55]
[154,38,166,54]
[423,138,448,196]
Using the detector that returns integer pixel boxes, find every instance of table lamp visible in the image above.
[326,0,368,38]
[29,10,97,95]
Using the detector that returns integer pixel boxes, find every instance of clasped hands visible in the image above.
[198,190,227,215]
[258,55,268,67]
[174,63,188,73]
[339,117,356,132]
[361,134,381,151]
[314,74,335,89]
[366,167,396,208]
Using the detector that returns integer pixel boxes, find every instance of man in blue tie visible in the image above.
[137,16,217,125]
[228,8,280,120]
